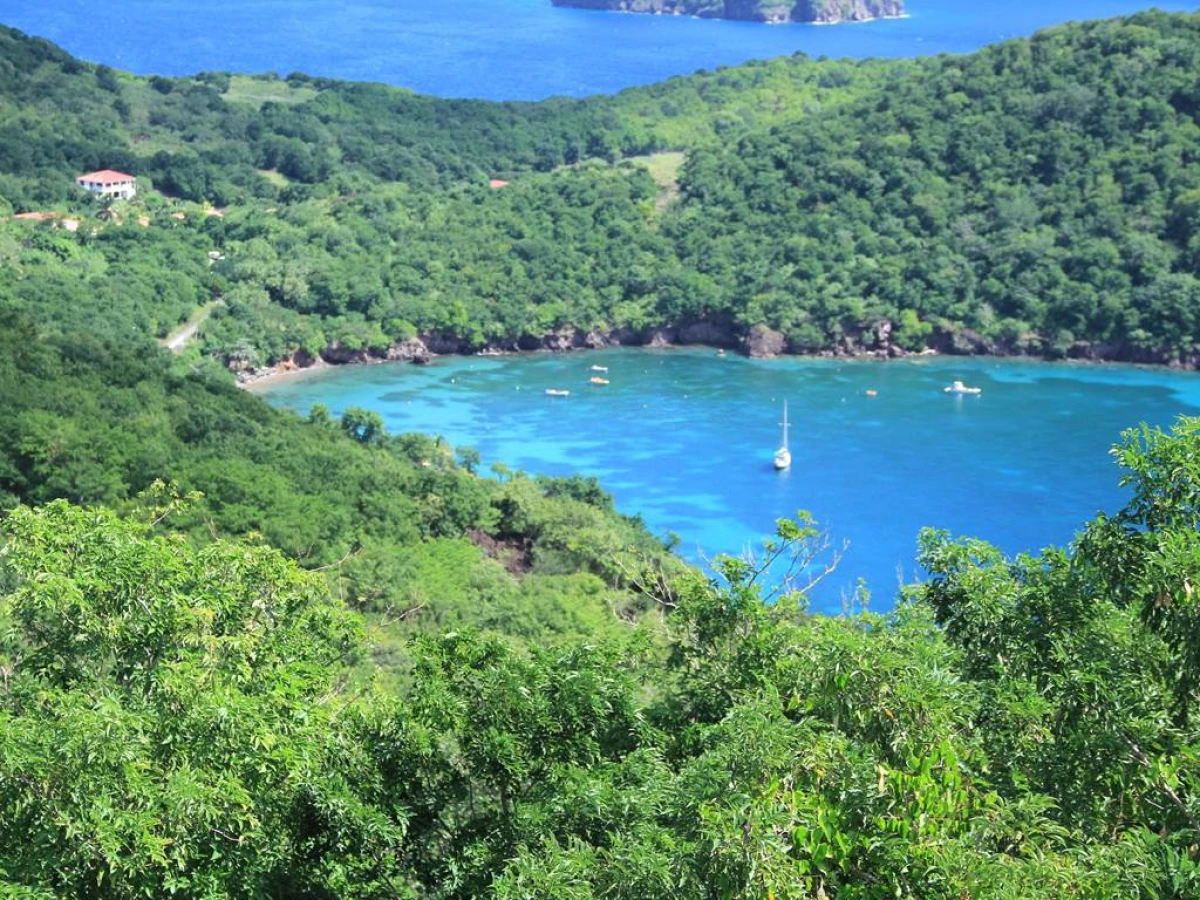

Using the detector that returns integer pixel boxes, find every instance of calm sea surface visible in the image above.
[256,351,1200,612]
[2,0,1197,100]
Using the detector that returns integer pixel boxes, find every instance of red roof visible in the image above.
[488,179,509,189]
[76,169,136,184]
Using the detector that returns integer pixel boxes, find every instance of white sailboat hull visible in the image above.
[773,400,791,469]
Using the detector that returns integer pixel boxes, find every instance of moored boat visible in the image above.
[773,401,791,470]
[944,380,982,395]
[545,388,570,397]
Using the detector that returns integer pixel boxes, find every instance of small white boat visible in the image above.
[589,376,609,385]
[944,380,982,395]
[545,389,570,397]
[773,401,791,470]
[590,365,608,372]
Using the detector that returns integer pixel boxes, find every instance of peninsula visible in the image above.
[551,0,904,25]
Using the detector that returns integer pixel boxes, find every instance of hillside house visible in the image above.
[76,169,137,200]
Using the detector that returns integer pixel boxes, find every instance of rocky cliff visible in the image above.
[551,0,904,24]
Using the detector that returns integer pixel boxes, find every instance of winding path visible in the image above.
[163,299,222,353]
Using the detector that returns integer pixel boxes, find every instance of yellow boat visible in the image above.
[589,377,609,385]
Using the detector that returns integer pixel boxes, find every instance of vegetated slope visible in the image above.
[0,216,216,341]
[0,21,888,354]
[668,11,1200,363]
[0,313,677,646]
[6,13,1198,368]
[6,418,1200,898]
[205,11,1200,368]
[0,23,887,210]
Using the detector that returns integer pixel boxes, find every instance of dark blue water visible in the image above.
[3,0,1197,100]
[255,351,1200,612]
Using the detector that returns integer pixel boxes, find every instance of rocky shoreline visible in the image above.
[550,0,905,25]
[236,318,1198,388]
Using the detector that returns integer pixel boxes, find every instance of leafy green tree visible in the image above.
[0,502,410,898]
[341,405,385,445]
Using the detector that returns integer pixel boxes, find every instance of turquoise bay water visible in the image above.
[3,0,1197,100]
[257,351,1200,612]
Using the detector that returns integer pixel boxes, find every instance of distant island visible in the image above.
[551,0,905,25]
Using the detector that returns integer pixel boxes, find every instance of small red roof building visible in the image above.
[489,179,509,189]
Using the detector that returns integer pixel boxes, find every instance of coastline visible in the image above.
[549,1,907,27]
[235,322,1198,391]
[808,12,909,26]
[239,358,331,391]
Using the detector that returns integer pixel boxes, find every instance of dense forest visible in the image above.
[3,12,1199,371]
[5,10,1200,896]
[6,419,1200,897]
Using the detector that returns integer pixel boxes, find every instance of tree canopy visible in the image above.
[5,13,1199,367]
[6,420,1200,896]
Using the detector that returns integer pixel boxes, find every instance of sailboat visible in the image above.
[773,401,792,470]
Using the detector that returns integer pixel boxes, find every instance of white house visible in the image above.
[76,169,137,200]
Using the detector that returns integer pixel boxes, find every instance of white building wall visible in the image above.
[76,179,137,200]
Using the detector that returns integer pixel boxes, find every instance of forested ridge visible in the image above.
[6,10,1200,897]
[3,12,1199,370]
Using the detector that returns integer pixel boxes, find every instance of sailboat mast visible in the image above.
[782,400,789,450]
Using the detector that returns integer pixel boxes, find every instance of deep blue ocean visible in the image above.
[256,352,1200,612]
[2,0,1197,100]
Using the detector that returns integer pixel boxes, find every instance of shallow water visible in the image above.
[257,350,1200,611]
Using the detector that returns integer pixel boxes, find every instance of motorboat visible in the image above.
[944,380,982,395]
[545,389,570,397]
[589,377,610,385]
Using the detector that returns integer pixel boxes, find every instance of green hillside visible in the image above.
[0,312,679,654]
[5,12,1200,896]
[6,419,1200,897]
[3,14,1199,368]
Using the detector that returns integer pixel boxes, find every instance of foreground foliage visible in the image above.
[6,419,1200,897]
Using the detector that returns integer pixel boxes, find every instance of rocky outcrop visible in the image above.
[744,324,787,358]
[644,327,678,348]
[794,0,904,24]
[384,337,433,363]
[550,0,904,25]
[678,318,738,347]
